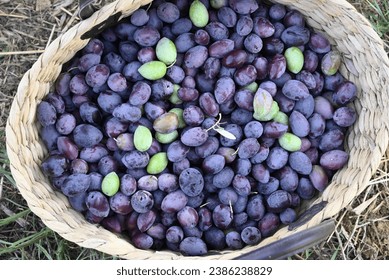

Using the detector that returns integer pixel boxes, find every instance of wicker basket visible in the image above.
[5,0,389,259]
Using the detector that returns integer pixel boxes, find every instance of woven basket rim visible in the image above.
[5,0,389,259]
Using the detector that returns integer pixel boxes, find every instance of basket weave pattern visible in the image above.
[6,0,389,259]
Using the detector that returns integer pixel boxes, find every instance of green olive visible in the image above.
[147,152,168,175]
[285,47,304,74]
[134,125,153,152]
[155,130,179,144]
[253,88,274,121]
[273,111,289,125]
[279,132,302,152]
[210,0,228,9]
[138,61,167,80]
[189,0,209,28]
[169,108,186,129]
[169,84,183,105]
[244,82,259,93]
[255,101,279,121]
[156,37,177,65]
[101,172,120,196]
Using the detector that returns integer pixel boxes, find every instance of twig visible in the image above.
[1,56,10,85]
[231,147,240,156]
[371,200,385,214]
[12,29,39,41]
[229,200,233,215]
[61,7,81,33]
[366,175,389,186]
[327,208,349,242]
[334,227,347,259]
[342,213,362,254]
[357,215,389,227]
[292,254,304,260]
[60,6,75,17]
[200,202,210,208]
[0,13,28,19]
[45,24,57,49]
[0,50,45,56]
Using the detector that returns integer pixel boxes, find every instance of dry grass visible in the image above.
[0,0,388,260]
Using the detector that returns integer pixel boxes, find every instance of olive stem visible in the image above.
[166,59,177,69]
[200,202,210,208]
[231,147,240,156]
[145,2,152,12]
[206,113,236,140]
[206,113,223,132]
[67,67,78,73]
